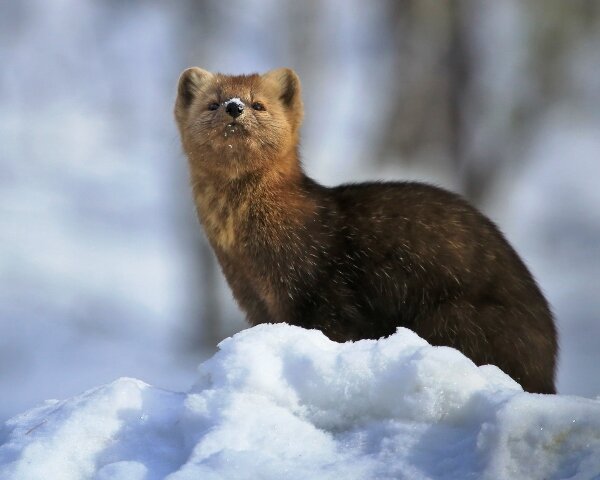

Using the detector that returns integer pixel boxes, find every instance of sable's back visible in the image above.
[330,181,549,304]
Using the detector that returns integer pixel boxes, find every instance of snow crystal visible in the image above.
[1,324,599,480]
[224,97,245,108]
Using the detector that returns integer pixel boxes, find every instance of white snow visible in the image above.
[224,97,245,108]
[1,324,599,480]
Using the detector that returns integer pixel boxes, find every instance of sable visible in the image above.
[174,67,557,394]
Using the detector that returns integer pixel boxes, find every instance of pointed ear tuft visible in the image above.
[262,68,302,109]
[177,67,213,108]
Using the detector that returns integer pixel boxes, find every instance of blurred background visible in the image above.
[1,0,599,421]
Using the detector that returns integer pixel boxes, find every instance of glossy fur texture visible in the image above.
[174,67,557,394]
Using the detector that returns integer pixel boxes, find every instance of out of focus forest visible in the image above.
[1,0,599,420]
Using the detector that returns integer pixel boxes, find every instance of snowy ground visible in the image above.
[2,324,599,480]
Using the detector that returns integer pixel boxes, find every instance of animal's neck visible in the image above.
[189,150,315,252]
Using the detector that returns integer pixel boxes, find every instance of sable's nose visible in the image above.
[225,99,244,118]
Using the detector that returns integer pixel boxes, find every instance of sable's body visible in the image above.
[175,68,557,394]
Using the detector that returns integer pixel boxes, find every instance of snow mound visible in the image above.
[1,324,600,480]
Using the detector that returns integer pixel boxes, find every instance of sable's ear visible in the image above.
[262,68,303,129]
[262,68,302,109]
[177,67,213,108]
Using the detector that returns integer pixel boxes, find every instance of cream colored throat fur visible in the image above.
[192,179,246,251]
[191,168,311,253]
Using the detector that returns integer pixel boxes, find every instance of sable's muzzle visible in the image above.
[225,98,244,118]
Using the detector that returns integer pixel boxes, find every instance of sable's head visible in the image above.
[174,67,303,176]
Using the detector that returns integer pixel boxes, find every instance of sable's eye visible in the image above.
[252,102,265,111]
[208,103,220,111]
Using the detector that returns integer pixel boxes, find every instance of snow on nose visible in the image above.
[224,98,245,118]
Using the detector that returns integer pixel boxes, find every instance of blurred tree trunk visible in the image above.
[374,2,454,165]
[375,1,489,201]
[375,0,600,207]
[174,0,225,351]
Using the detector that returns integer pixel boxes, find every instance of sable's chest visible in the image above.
[194,190,235,251]
[194,184,282,253]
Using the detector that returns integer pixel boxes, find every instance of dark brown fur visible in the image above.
[175,67,558,394]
